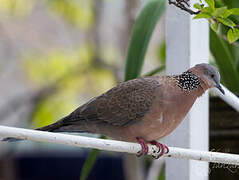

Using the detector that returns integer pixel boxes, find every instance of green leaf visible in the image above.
[210,21,219,32]
[193,13,212,19]
[223,10,233,18]
[125,0,166,81]
[80,149,100,180]
[159,41,166,64]
[193,3,202,10]
[217,17,235,28]
[158,170,165,180]
[230,8,239,16]
[201,6,213,13]
[210,29,239,93]
[227,28,239,43]
[215,7,227,17]
[215,7,232,18]
[204,0,215,11]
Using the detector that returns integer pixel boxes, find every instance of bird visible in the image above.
[3,63,225,158]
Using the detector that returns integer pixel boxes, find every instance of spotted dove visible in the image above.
[3,63,225,158]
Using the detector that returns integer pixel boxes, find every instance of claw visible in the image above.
[150,140,169,159]
[135,138,169,159]
[136,137,149,157]
[164,144,169,154]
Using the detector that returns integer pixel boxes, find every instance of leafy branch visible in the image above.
[169,0,239,43]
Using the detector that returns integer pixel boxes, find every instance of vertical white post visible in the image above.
[165,1,209,180]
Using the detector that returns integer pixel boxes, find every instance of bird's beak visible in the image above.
[216,84,225,95]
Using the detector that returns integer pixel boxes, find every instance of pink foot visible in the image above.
[150,140,169,159]
[136,137,149,157]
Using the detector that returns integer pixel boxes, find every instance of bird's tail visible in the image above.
[35,116,67,132]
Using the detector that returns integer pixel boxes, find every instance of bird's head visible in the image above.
[190,63,225,95]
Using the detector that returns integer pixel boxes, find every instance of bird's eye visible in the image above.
[211,74,215,78]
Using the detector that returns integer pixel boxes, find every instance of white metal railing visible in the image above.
[211,84,239,112]
[1,125,239,166]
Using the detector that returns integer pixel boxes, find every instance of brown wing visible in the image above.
[65,77,161,127]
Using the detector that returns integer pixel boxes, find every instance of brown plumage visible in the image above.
[4,63,225,158]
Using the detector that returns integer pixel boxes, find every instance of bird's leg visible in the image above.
[136,137,149,157]
[150,140,169,159]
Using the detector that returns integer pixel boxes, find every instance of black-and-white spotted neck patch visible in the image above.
[174,71,200,91]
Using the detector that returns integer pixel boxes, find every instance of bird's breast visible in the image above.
[127,92,198,141]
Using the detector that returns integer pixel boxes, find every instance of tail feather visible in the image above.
[35,115,71,132]
[35,121,63,132]
[35,115,88,132]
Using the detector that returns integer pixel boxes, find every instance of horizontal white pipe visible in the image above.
[0,125,239,165]
[211,84,239,112]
